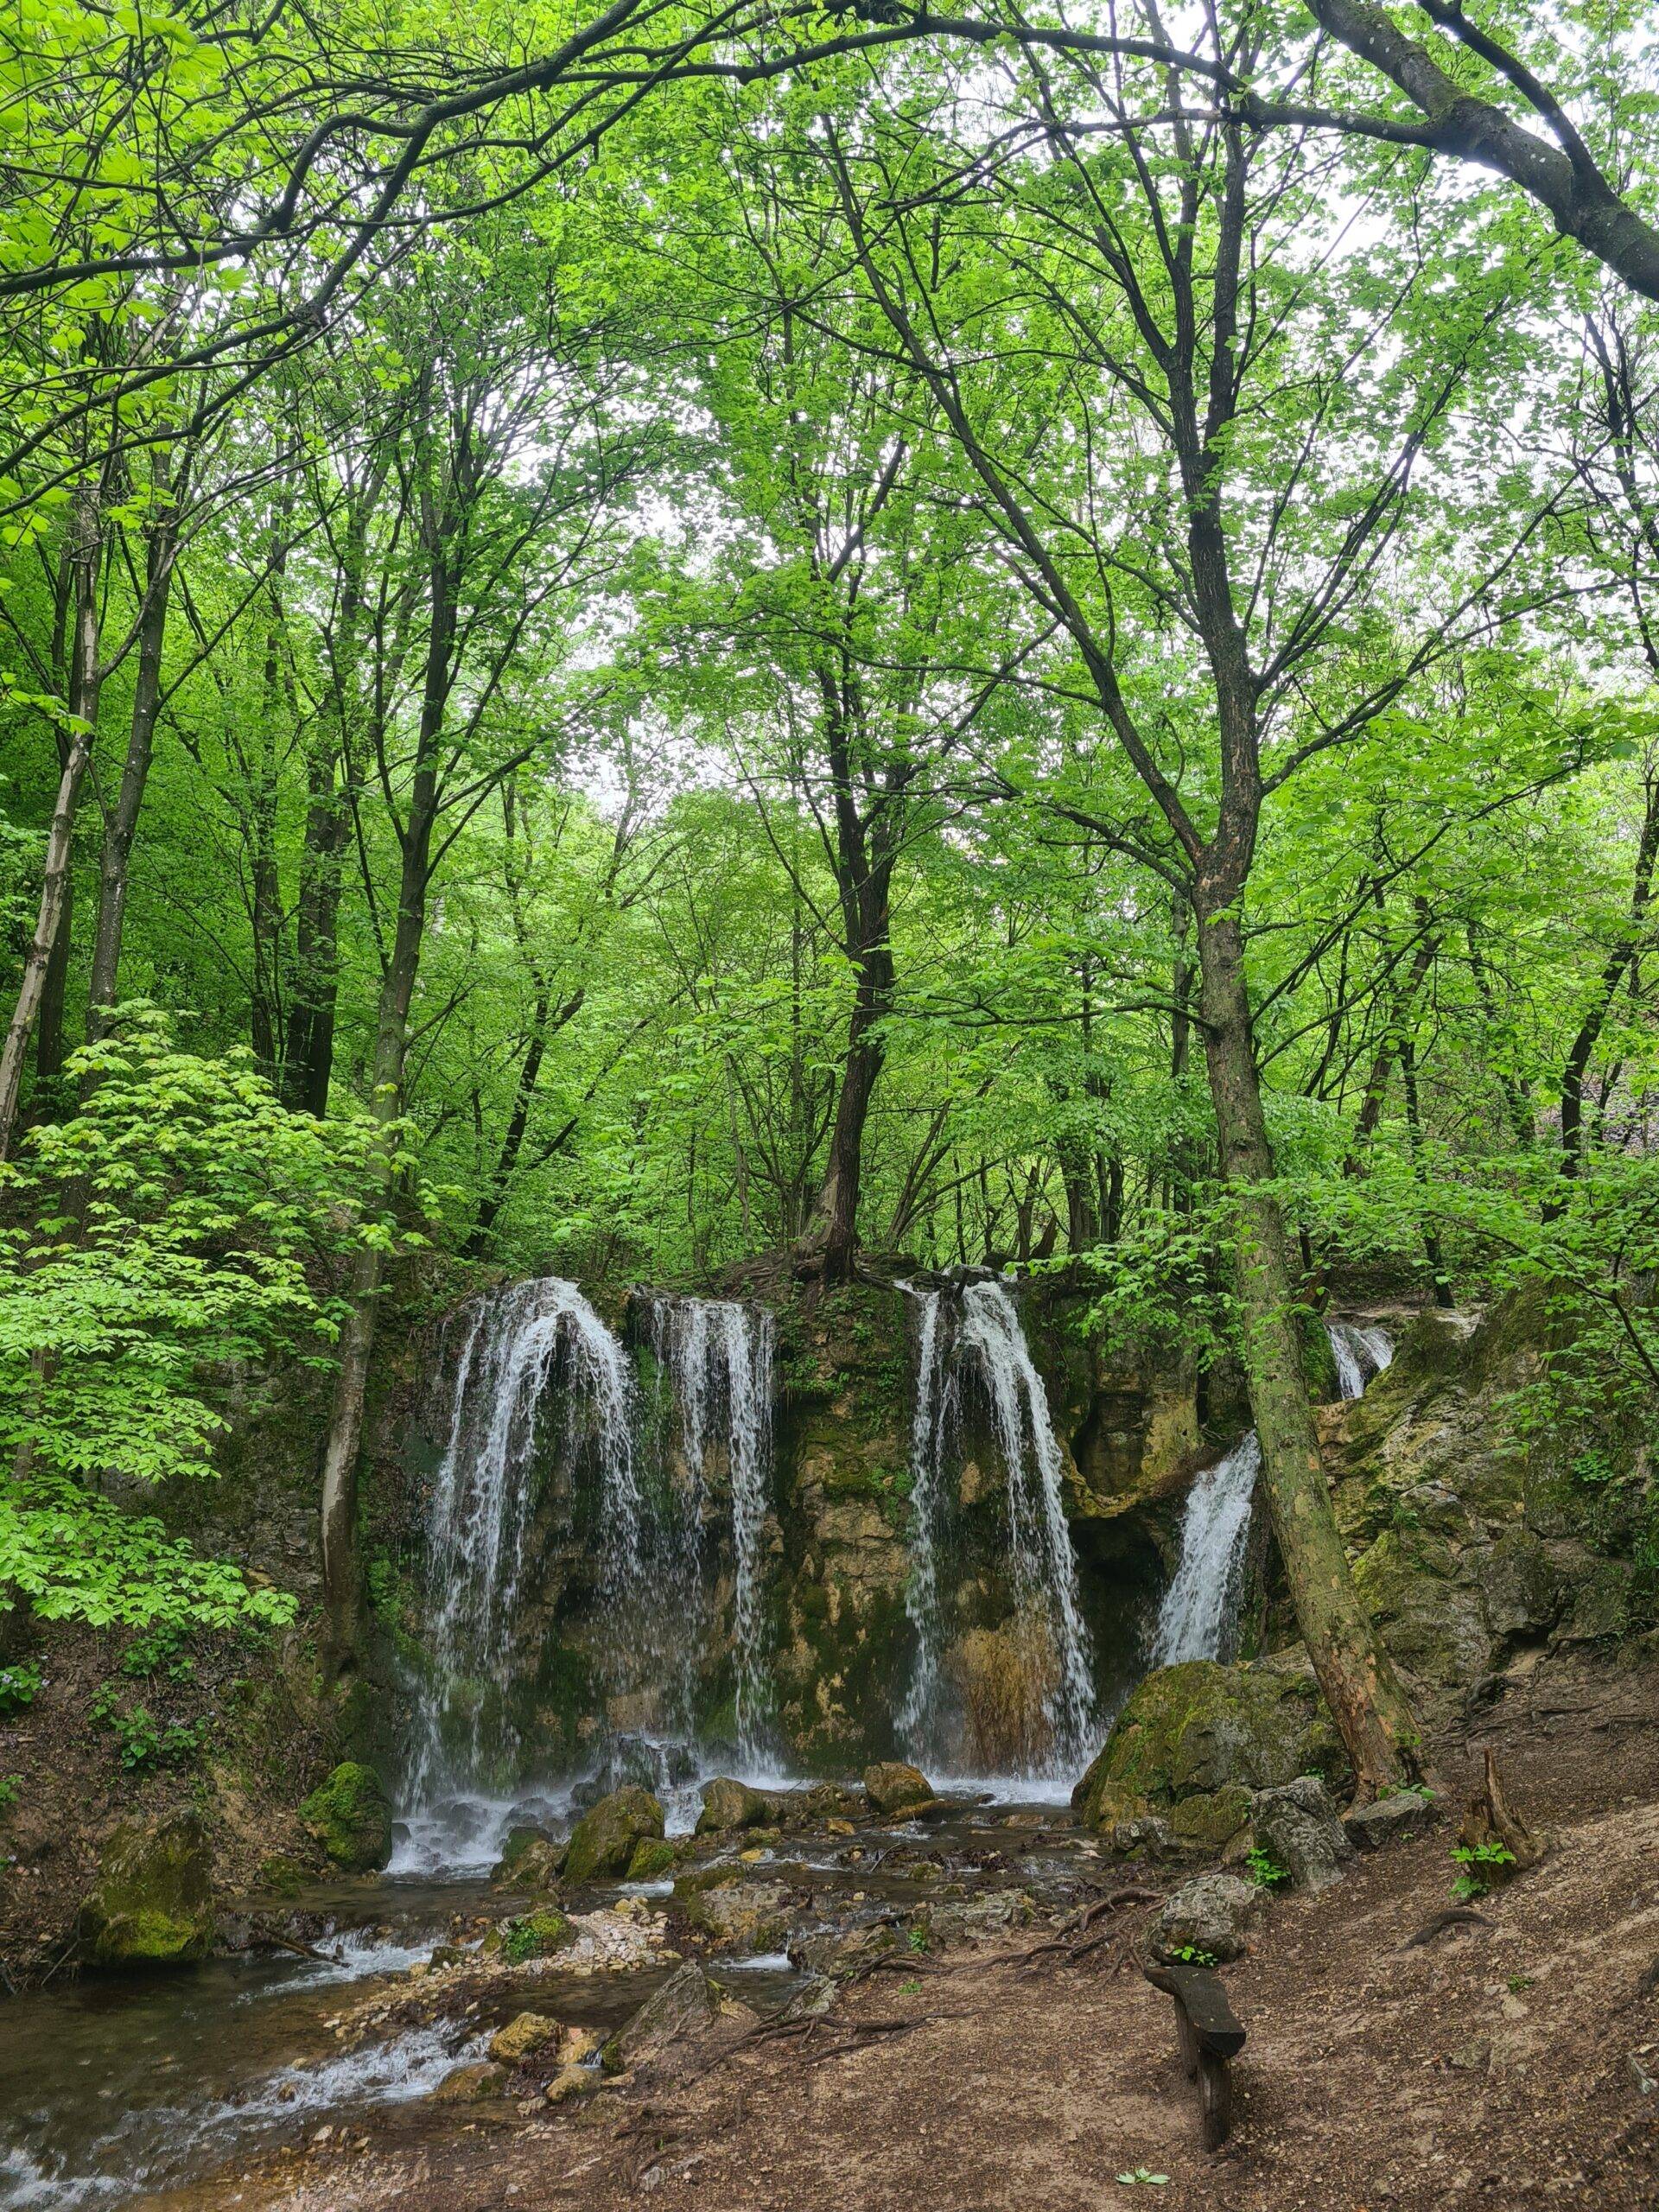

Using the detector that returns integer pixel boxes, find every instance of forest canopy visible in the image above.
[1,1,1656,1775]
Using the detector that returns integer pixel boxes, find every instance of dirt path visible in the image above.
[161,1657,1659,2212]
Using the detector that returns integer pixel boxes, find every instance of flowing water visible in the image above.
[898,1278,1097,1775]
[1327,1319,1395,1401]
[1147,1320,1398,1666]
[398,1277,640,1867]
[1147,1432,1262,1667]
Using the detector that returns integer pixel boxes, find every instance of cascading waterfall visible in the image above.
[1147,1433,1262,1668]
[1147,1319,1397,1669]
[1327,1319,1395,1402]
[898,1278,1097,1774]
[645,1294,778,1765]
[403,1277,639,1825]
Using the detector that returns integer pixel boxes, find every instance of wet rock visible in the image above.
[921,1890,1034,1945]
[492,1907,576,1961]
[626,1837,679,1881]
[299,1763,392,1873]
[945,1621,1062,1772]
[79,1811,215,1967]
[563,1786,664,1883]
[696,1777,773,1834]
[1168,1785,1255,1853]
[601,1960,717,2073]
[433,2060,509,2102]
[557,2025,601,2066]
[491,1825,565,1888]
[490,2011,558,2064]
[1249,1777,1353,1894]
[572,1733,696,1810]
[1072,1658,1345,1833]
[255,1854,308,1898]
[1344,1788,1438,1851]
[545,2064,601,2105]
[680,1878,790,1952]
[787,1919,899,1978]
[862,1762,935,1817]
[1151,1872,1262,1965]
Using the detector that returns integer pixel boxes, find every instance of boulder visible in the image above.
[1249,1777,1353,1894]
[491,1906,576,1962]
[563,1786,664,1883]
[79,1811,215,1967]
[489,2011,558,2065]
[432,2061,509,2102]
[1344,1788,1437,1852]
[298,1762,392,1873]
[862,1762,935,1818]
[787,1920,899,1978]
[626,1837,679,1881]
[680,1877,790,1952]
[544,2064,601,2104]
[601,1960,717,2074]
[1168,1784,1255,1853]
[1072,1659,1345,1833]
[490,1825,565,1889]
[696,1777,773,1834]
[1151,1872,1262,1965]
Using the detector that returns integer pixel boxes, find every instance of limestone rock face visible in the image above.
[1151,1872,1262,1964]
[1072,1659,1345,1835]
[299,1762,392,1873]
[1249,1777,1353,1894]
[944,1622,1059,1773]
[601,1960,717,2073]
[563,1786,664,1883]
[862,1761,935,1817]
[696,1777,775,1834]
[78,1811,215,1967]
[680,1876,790,1951]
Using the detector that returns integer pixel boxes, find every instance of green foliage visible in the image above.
[0,1775,19,1811]
[1450,1840,1517,1902]
[0,1659,41,1713]
[89,1683,204,1771]
[1245,1848,1291,1891]
[1165,1944,1218,1967]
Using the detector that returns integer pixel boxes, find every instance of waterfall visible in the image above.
[898,1277,1096,1773]
[1327,1319,1395,1402]
[896,1285,950,1753]
[404,1277,639,1816]
[1147,1433,1262,1667]
[645,1295,778,1765]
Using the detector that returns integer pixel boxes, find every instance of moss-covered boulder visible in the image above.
[680,1876,791,1951]
[563,1785,664,1882]
[626,1836,680,1880]
[79,1811,215,1967]
[862,1761,935,1817]
[490,1906,576,1962]
[1072,1659,1345,1835]
[490,1825,565,1889]
[299,1762,391,1873]
[695,1777,773,1834]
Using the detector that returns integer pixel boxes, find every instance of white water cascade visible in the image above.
[1327,1319,1395,1402]
[898,1278,1097,1774]
[645,1295,778,1764]
[1147,1319,1397,1669]
[401,1277,640,1837]
[1147,1433,1262,1668]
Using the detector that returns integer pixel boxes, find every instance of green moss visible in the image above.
[626,1837,678,1880]
[299,1761,392,1872]
[500,1908,575,1963]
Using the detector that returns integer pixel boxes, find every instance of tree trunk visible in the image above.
[0,487,103,1156]
[283,747,349,1116]
[1195,902,1420,1794]
[809,931,893,1282]
[87,470,177,1039]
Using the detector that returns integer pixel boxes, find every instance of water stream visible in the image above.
[1328,1319,1395,1401]
[897,1278,1097,1775]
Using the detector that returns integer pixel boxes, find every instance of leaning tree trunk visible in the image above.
[0,488,103,1157]
[807,931,893,1283]
[1195,901,1420,1795]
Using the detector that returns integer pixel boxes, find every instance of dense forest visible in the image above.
[1,6,1657,2209]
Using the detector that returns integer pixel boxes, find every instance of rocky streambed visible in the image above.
[0,1770,1108,2209]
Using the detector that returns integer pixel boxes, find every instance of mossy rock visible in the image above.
[563,1786,664,1883]
[695,1777,773,1835]
[626,1837,679,1881]
[491,1825,566,1889]
[1071,1659,1346,1834]
[1351,1530,1494,1692]
[255,1853,308,1898]
[1167,1784,1255,1852]
[497,1907,576,1963]
[299,1761,391,1873]
[79,1811,215,1967]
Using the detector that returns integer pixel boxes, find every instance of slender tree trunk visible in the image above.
[810,931,893,1282]
[1401,1037,1454,1306]
[1195,901,1420,1794]
[34,866,74,1093]
[87,465,177,1039]
[283,748,349,1116]
[0,487,103,1156]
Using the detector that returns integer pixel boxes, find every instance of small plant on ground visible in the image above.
[89,1685,204,1770]
[0,1774,19,1809]
[1450,1840,1516,1901]
[121,1626,195,1682]
[1506,1974,1534,1994]
[1166,1944,1217,1966]
[1116,2169,1171,2187]
[1246,1847,1290,1890]
[907,1925,929,1954]
[0,1661,41,1714]
[899,1977,923,1994]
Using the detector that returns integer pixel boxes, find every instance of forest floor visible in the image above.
[148,1649,1659,2212]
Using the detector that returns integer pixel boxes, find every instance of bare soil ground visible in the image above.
[154,1652,1659,2212]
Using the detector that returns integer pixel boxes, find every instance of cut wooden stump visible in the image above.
[1144,1961,1246,2151]
[1459,1748,1546,1877]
